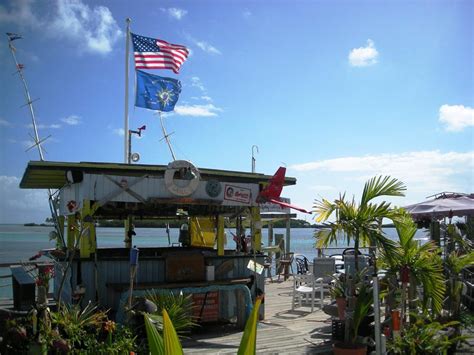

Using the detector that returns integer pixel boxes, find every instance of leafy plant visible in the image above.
[238,297,263,355]
[351,283,373,344]
[444,251,474,318]
[388,314,466,355]
[145,290,197,336]
[42,301,136,353]
[314,175,406,345]
[380,210,446,316]
[144,309,184,355]
[329,274,346,299]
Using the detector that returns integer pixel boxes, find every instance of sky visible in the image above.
[0,0,473,224]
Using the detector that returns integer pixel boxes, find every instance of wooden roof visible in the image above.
[20,161,297,189]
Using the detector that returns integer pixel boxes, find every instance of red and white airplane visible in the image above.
[258,167,311,214]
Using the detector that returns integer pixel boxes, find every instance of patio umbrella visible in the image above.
[404,193,474,219]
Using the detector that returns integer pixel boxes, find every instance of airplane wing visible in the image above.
[268,198,312,214]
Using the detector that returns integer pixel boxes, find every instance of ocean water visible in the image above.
[0,224,428,298]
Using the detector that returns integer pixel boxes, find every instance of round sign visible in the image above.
[164,160,200,196]
[205,179,222,198]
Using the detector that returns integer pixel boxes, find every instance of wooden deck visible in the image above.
[182,279,333,354]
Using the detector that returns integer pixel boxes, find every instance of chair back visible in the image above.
[343,255,370,276]
[295,254,310,274]
[312,257,336,282]
[279,252,294,263]
[293,273,314,288]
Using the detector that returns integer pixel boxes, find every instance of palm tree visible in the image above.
[313,175,406,346]
[380,210,446,317]
[314,176,406,270]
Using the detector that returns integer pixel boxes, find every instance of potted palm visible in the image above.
[379,210,446,323]
[314,176,406,354]
[330,274,347,320]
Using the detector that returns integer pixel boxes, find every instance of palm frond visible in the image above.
[360,176,406,206]
[313,198,336,223]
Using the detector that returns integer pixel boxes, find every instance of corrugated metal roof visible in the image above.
[20,160,297,189]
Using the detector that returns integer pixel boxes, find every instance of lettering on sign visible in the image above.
[192,291,219,322]
[223,184,251,204]
[259,197,291,213]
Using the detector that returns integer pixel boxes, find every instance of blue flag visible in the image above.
[135,70,181,112]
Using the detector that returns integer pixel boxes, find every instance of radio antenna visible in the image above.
[6,32,65,247]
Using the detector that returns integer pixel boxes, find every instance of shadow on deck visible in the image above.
[182,279,333,354]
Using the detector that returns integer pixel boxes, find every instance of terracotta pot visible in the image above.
[333,343,367,355]
[336,297,346,320]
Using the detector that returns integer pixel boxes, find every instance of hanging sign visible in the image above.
[223,184,251,204]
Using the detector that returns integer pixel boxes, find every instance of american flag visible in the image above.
[131,33,189,74]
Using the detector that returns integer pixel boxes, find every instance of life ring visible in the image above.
[164,160,200,196]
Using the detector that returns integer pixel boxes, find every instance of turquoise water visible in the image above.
[0,224,428,298]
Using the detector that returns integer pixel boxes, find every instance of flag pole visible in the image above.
[124,18,131,163]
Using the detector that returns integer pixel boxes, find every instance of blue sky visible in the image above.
[0,0,472,223]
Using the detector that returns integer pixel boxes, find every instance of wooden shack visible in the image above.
[20,160,297,325]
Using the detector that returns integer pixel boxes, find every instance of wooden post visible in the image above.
[124,215,134,249]
[80,200,92,258]
[285,216,291,254]
[57,215,65,249]
[250,207,262,252]
[66,214,76,251]
[217,215,225,256]
[268,221,273,247]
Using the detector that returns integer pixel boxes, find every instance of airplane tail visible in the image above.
[258,167,311,214]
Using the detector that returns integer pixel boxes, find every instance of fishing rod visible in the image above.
[6,32,66,248]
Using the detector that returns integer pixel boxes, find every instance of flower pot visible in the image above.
[336,297,346,320]
[333,342,367,355]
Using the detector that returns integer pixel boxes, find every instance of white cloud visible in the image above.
[291,150,474,192]
[0,118,11,126]
[174,104,223,117]
[51,0,122,54]
[0,176,50,223]
[161,7,187,20]
[195,40,221,55]
[0,0,122,55]
[112,128,124,136]
[348,39,379,67]
[243,9,252,19]
[27,123,61,129]
[439,104,474,132]
[285,150,474,220]
[61,115,81,125]
[0,0,41,27]
[201,96,212,102]
[191,76,206,92]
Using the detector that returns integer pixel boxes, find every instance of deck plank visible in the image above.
[182,278,333,354]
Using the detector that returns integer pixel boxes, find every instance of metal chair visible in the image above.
[277,252,294,281]
[292,273,324,312]
[295,254,311,274]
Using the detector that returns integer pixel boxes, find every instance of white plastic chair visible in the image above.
[312,257,337,297]
[292,273,324,312]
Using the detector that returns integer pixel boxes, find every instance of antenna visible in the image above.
[7,33,45,160]
[251,145,259,173]
[158,112,176,161]
[6,33,65,247]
